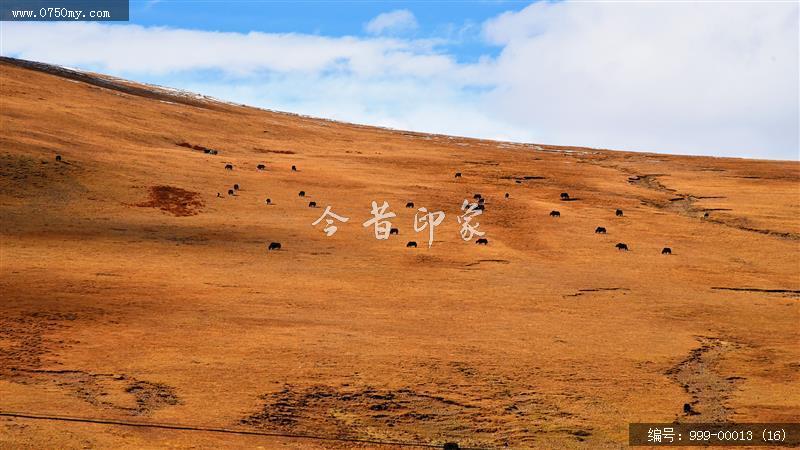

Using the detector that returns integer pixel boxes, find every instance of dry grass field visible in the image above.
[1,57,798,449]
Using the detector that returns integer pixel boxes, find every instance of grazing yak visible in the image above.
[225,164,234,170]
[703,212,710,218]
[504,193,509,198]
[478,198,485,205]
[257,164,266,170]
[55,154,62,162]
[616,243,629,251]
[265,198,272,205]
[406,241,417,248]
[308,201,317,208]
[560,192,570,200]
[550,210,561,217]
[216,192,222,198]
[390,228,399,235]
[476,238,489,245]
[616,209,624,217]
[455,172,462,178]
[474,193,482,200]
[227,189,235,196]
[406,201,414,208]
[298,191,305,197]
[291,165,297,171]
[268,242,281,251]
[595,226,607,234]
[662,247,672,255]
[233,184,240,190]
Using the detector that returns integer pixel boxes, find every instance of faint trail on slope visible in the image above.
[579,158,800,240]
[664,337,745,422]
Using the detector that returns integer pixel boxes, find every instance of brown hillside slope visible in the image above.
[0,58,798,449]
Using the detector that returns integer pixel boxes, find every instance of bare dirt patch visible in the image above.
[464,259,511,267]
[0,312,180,416]
[254,147,296,155]
[564,288,631,298]
[7,369,179,415]
[665,337,745,422]
[711,287,800,299]
[241,379,590,448]
[175,142,219,154]
[0,153,85,201]
[0,311,75,370]
[628,174,676,193]
[136,185,204,217]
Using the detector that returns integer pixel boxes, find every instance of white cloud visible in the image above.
[365,10,418,35]
[0,22,455,78]
[481,2,799,159]
[1,2,797,160]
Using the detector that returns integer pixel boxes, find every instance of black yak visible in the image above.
[55,154,62,162]
[233,184,240,190]
[390,228,399,235]
[225,164,233,170]
[406,241,417,248]
[406,202,414,208]
[616,243,629,251]
[299,191,305,197]
[595,227,607,234]
[308,201,317,208]
[455,172,462,178]
[257,164,266,170]
[662,247,672,255]
[228,189,235,196]
[265,198,272,205]
[615,209,624,217]
[560,192,570,200]
[291,165,297,171]
[504,193,509,198]
[268,242,281,251]
[476,238,488,245]
[550,210,560,217]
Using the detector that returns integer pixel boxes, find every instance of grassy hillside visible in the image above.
[1,57,798,449]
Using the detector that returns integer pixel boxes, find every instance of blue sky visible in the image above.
[129,1,516,67]
[2,1,798,160]
[133,1,514,46]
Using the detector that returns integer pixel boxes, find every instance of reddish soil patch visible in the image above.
[136,185,204,216]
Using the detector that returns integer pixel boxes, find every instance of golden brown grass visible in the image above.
[1,58,798,449]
